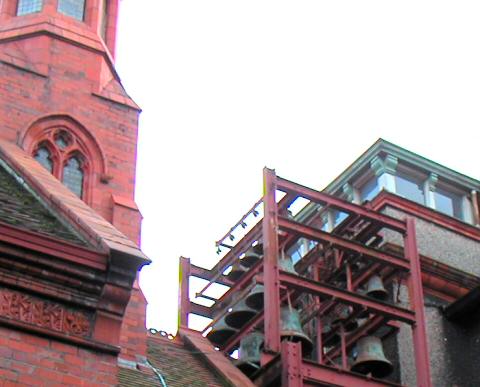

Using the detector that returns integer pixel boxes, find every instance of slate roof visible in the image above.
[118,334,229,387]
[0,161,87,246]
[0,140,148,262]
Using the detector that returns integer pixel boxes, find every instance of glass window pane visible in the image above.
[395,173,425,205]
[58,0,85,21]
[333,211,348,228]
[34,147,53,173]
[17,0,43,15]
[63,157,84,197]
[434,188,463,219]
[360,177,379,202]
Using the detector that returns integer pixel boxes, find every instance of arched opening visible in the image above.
[62,155,85,198]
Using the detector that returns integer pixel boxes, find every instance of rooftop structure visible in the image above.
[178,139,480,387]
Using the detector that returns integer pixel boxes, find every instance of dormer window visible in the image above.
[17,0,43,15]
[58,0,85,21]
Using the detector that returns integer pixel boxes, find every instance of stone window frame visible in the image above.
[21,115,108,205]
[32,127,90,199]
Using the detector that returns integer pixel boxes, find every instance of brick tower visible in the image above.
[0,0,150,385]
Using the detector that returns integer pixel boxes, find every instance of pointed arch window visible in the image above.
[34,145,54,173]
[30,128,89,199]
[22,115,108,205]
[63,156,84,198]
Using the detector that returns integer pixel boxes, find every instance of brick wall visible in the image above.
[119,284,149,362]
[0,327,118,387]
[0,35,141,236]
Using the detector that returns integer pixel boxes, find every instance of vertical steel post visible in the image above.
[313,263,324,364]
[178,256,191,329]
[282,341,304,387]
[340,325,347,369]
[263,167,281,354]
[405,218,432,387]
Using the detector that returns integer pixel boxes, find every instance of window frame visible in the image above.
[20,115,107,206]
[16,0,43,16]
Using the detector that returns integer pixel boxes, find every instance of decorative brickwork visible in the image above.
[0,287,92,338]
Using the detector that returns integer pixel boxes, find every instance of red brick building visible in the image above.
[0,1,254,385]
[2,1,480,387]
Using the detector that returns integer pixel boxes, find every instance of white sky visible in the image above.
[116,0,480,334]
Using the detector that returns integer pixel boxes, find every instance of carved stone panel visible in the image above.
[0,287,91,337]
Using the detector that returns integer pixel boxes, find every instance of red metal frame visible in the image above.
[178,168,433,387]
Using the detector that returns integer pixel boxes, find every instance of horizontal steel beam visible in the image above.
[276,176,407,234]
[190,264,232,287]
[190,302,213,319]
[278,217,410,270]
[301,359,403,387]
[276,271,416,324]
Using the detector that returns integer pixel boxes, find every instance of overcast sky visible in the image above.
[116,0,480,334]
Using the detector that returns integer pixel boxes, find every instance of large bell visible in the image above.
[350,336,393,378]
[280,306,313,356]
[241,247,262,268]
[225,299,258,329]
[206,317,238,346]
[365,275,388,301]
[234,331,264,377]
[245,284,264,310]
[227,261,247,281]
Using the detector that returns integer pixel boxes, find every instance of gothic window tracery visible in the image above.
[22,115,107,205]
[31,127,89,199]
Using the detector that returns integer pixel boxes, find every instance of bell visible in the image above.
[225,299,258,329]
[320,317,340,346]
[252,243,263,255]
[280,306,313,356]
[365,275,388,301]
[241,247,262,268]
[245,284,264,310]
[278,255,298,274]
[234,331,264,376]
[206,317,238,346]
[350,336,393,378]
[227,261,247,281]
[331,304,358,332]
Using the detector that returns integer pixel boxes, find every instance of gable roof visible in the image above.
[0,139,148,264]
[118,333,231,387]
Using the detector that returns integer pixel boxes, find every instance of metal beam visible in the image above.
[278,217,410,270]
[189,302,213,319]
[178,257,191,328]
[282,342,303,387]
[301,359,403,387]
[190,264,232,287]
[276,271,416,324]
[262,167,281,354]
[405,218,432,387]
[276,176,407,233]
